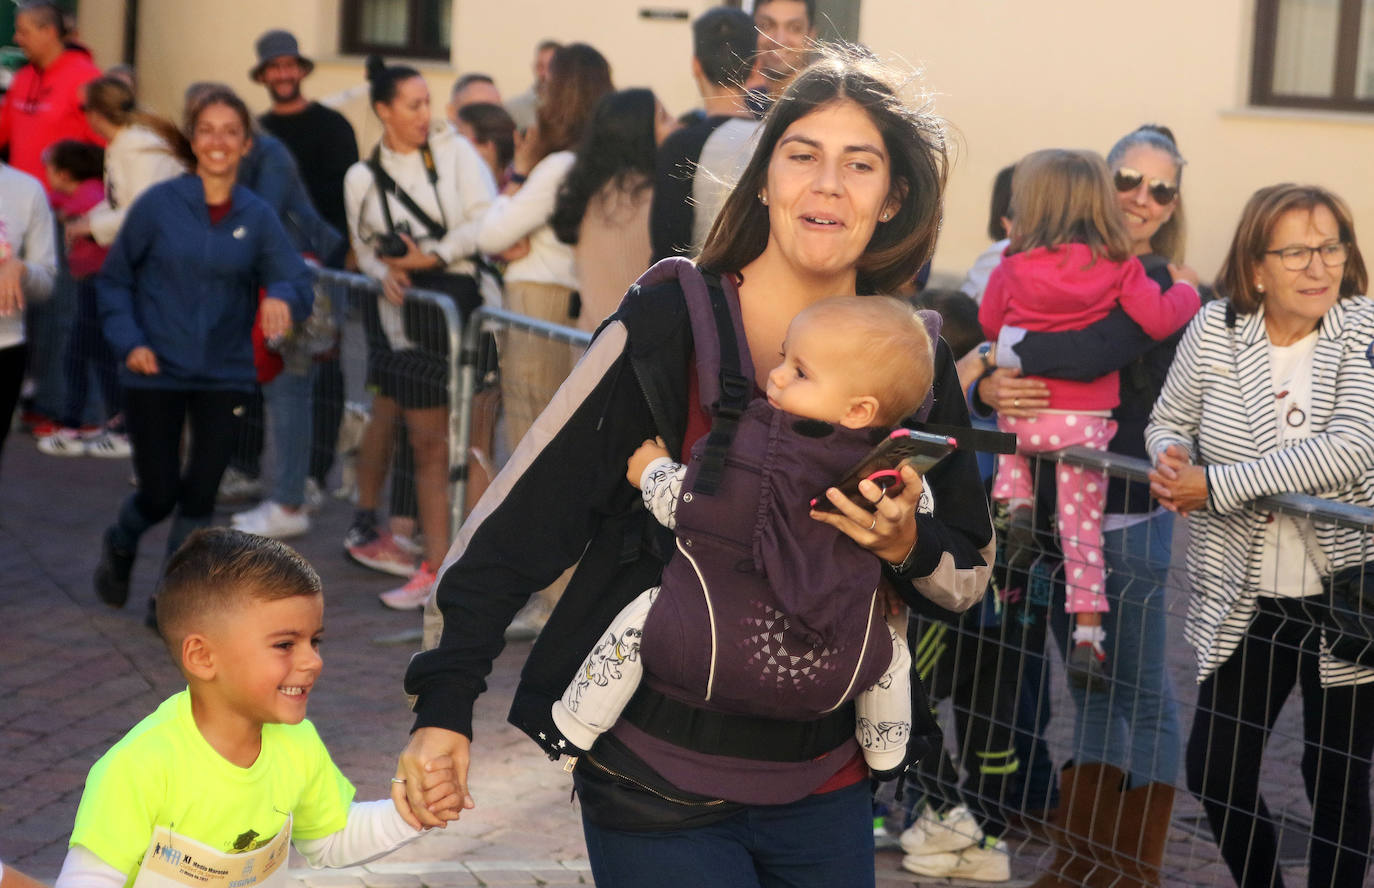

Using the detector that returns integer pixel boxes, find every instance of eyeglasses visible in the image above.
[1113,168,1178,205]
[1263,242,1349,272]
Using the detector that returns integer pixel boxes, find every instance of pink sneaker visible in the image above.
[379,562,437,610]
[347,532,418,578]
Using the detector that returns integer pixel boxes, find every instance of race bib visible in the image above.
[131,817,290,888]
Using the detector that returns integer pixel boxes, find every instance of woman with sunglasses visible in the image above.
[974,126,1195,885]
[1147,184,1374,887]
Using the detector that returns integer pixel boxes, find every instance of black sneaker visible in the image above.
[343,509,379,551]
[94,527,135,608]
[1066,641,1111,692]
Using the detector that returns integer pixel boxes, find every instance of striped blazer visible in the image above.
[1146,296,1374,686]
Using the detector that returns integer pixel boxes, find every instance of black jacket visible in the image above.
[404,261,996,752]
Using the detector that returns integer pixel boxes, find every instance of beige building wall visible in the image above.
[860,0,1374,284]
[78,1,1374,286]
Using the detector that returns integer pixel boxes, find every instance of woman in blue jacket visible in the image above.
[93,86,314,623]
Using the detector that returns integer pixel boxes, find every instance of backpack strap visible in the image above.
[911,309,943,424]
[692,272,751,495]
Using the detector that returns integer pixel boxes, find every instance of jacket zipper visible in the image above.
[581,748,727,807]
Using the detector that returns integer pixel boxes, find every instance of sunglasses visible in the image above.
[1113,168,1178,205]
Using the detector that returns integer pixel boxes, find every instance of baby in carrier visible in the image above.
[553,295,938,774]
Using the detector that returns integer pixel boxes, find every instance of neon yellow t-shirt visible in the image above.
[70,690,355,885]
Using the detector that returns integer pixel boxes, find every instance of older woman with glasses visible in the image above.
[1148,184,1374,887]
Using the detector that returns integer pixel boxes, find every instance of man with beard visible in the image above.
[253,30,357,242]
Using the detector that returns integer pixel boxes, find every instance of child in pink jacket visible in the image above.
[979,148,1200,685]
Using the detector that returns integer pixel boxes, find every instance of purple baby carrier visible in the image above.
[629,259,943,722]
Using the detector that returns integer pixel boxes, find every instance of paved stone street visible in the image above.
[0,436,1353,886]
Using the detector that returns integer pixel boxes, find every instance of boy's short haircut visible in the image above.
[799,295,935,427]
[693,7,757,88]
[450,72,495,101]
[912,288,981,360]
[157,528,322,660]
[754,0,816,24]
[44,140,105,182]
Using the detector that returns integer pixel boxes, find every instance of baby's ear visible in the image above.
[839,396,880,430]
[182,633,216,681]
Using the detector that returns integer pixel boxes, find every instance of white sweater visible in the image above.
[344,130,497,349]
[87,124,187,247]
[477,150,576,289]
[0,163,56,349]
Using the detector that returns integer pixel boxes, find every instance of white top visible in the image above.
[1256,330,1323,597]
[960,238,1008,302]
[0,163,57,349]
[477,150,576,289]
[690,117,761,253]
[88,125,187,247]
[345,130,497,350]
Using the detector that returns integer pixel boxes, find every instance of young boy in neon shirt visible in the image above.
[58,529,458,888]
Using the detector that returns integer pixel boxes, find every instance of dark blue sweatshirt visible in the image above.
[97,174,314,391]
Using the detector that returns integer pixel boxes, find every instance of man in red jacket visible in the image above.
[0,1,103,187]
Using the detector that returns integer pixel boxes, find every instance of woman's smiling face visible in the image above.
[761,99,900,282]
[1114,144,1178,255]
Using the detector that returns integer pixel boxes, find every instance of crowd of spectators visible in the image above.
[2,0,1373,884]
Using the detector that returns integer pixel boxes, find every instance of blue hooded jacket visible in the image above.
[97,174,315,391]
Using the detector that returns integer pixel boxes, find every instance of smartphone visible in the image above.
[810,429,956,513]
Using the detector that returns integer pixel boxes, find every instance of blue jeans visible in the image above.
[1055,509,1181,786]
[582,780,875,888]
[264,367,314,507]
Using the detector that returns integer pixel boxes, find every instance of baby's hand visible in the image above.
[627,437,669,488]
[1168,262,1201,289]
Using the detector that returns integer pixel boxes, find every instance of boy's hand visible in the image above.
[414,755,464,824]
[393,727,474,829]
[626,437,669,488]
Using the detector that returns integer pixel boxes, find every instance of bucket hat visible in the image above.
[251,29,314,81]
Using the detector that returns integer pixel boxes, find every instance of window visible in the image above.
[341,0,451,60]
[1252,0,1374,111]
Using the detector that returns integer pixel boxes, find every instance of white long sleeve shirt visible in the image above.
[0,163,56,349]
[344,130,496,349]
[477,150,577,289]
[87,124,187,247]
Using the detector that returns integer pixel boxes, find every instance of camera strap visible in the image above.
[367,142,449,240]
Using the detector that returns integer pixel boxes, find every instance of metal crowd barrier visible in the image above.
[899,443,1374,885]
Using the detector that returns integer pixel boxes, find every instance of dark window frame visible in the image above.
[1251,0,1374,112]
[340,0,451,61]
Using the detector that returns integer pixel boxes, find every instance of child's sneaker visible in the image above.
[899,804,984,856]
[37,427,86,456]
[1067,640,1111,692]
[84,429,132,458]
[901,836,1011,882]
[379,562,436,610]
[348,532,419,578]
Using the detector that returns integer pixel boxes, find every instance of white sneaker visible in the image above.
[901,837,1011,882]
[231,501,311,539]
[217,467,263,504]
[899,804,984,856]
[36,428,86,456]
[85,430,132,458]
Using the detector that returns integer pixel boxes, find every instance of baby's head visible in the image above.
[159,528,324,726]
[766,295,934,430]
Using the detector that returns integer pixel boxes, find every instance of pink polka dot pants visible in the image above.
[993,412,1117,614]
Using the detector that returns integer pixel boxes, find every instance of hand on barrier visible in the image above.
[393,726,474,829]
[382,268,411,306]
[811,462,923,565]
[126,346,159,375]
[1150,443,1208,515]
